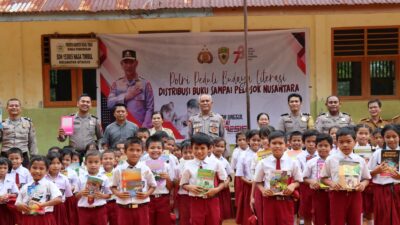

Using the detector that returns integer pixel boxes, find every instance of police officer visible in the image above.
[58,94,103,157]
[277,93,314,133]
[315,95,353,134]
[0,98,38,167]
[107,50,154,128]
[359,99,389,129]
[188,94,225,139]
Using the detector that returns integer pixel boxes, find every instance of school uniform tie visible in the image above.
[15,173,20,188]
[276,158,281,170]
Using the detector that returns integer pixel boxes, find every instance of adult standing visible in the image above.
[58,94,103,157]
[359,99,389,129]
[277,93,314,133]
[149,111,175,139]
[0,98,38,167]
[188,94,225,139]
[102,103,138,149]
[256,113,275,132]
[315,95,353,134]
[107,49,154,128]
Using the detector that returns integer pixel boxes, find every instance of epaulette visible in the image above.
[69,113,76,116]
[342,112,351,116]
[318,112,326,117]
[91,115,98,119]
[360,118,368,121]
[22,117,32,122]
[301,113,310,116]
[280,113,289,116]
[392,115,400,120]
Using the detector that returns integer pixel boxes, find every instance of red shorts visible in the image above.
[299,183,313,220]
[262,196,294,225]
[178,194,191,225]
[117,203,150,225]
[106,200,118,225]
[329,191,362,225]
[21,213,57,225]
[149,195,171,225]
[78,205,108,225]
[190,196,220,225]
[0,204,16,225]
[312,190,330,225]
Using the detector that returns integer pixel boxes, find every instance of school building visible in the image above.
[1,0,400,152]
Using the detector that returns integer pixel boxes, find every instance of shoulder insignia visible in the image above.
[342,112,351,116]
[91,115,98,119]
[22,117,32,122]
[360,118,368,121]
[392,115,400,120]
[280,113,289,117]
[318,112,326,117]
[301,113,310,116]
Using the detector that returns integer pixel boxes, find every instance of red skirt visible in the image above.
[362,183,374,215]
[311,190,330,225]
[374,184,400,225]
[65,196,79,225]
[299,183,313,220]
[0,204,16,225]
[53,203,69,225]
[21,213,57,225]
[254,186,263,223]
[236,182,252,225]
[234,176,243,207]
[219,186,233,220]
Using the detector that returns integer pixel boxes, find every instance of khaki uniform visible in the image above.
[392,115,400,124]
[359,117,389,130]
[188,112,225,139]
[315,112,353,134]
[0,117,38,155]
[277,112,314,133]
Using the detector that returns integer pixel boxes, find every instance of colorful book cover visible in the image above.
[196,169,215,194]
[61,116,74,135]
[86,176,103,205]
[257,149,272,161]
[316,159,329,189]
[286,150,303,161]
[121,168,143,197]
[270,170,289,195]
[381,150,400,177]
[338,160,360,190]
[27,184,45,215]
[146,159,165,186]
[160,150,170,163]
[353,146,373,163]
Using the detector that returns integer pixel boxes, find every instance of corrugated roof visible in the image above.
[1,0,399,13]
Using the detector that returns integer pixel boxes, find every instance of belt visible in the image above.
[107,199,116,203]
[78,205,105,209]
[271,195,293,201]
[25,212,50,217]
[150,194,169,198]
[117,203,148,209]
[190,195,218,200]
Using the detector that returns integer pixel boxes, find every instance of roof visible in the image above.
[1,0,400,13]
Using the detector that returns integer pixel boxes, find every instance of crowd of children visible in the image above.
[1,122,400,225]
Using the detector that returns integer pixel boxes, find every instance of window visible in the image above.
[332,27,400,99]
[42,34,97,107]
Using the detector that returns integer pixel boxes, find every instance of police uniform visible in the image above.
[0,117,37,167]
[391,115,400,124]
[315,112,353,134]
[277,112,314,133]
[58,113,102,154]
[188,112,225,138]
[359,117,389,129]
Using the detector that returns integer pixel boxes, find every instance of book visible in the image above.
[353,146,373,163]
[161,150,171,163]
[27,183,46,215]
[121,168,143,197]
[316,159,329,189]
[145,159,165,186]
[257,149,272,161]
[196,169,215,194]
[269,170,290,195]
[381,150,400,177]
[338,160,360,190]
[61,116,74,135]
[86,176,103,205]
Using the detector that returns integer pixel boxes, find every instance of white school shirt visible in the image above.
[0,174,19,203]
[320,151,371,183]
[177,159,191,195]
[112,161,157,205]
[99,167,116,200]
[250,149,272,179]
[179,156,227,197]
[9,165,32,187]
[236,149,257,181]
[368,146,400,185]
[45,173,73,202]
[76,172,111,207]
[231,147,247,171]
[303,156,326,180]
[141,152,179,183]
[143,158,174,195]
[254,154,303,189]
[15,178,62,213]
[210,154,234,176]
[62,168,80,193]
[296,150,319,172]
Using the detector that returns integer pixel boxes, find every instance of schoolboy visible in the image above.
[100,150,118,225]
[321,127,371,225]
[0,157,18,225]
[254,131,302,225]
[284,131,303,160]
[7,147,32,188]
[136,128,151,146]
[111,137,157,225]
[76,151,112,225]
[176,140,193,225]
[180,133,227,225]
[303,133,332,225]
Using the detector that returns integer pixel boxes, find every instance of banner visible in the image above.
[98,30,309,143]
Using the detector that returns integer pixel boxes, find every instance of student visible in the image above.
[180,133,227,225]
[284,131,303,160]
[368,124,400,225]
[303,133,332,225]
[76,151,112,225]
[212,137,234,221]
[371,128,384,150]
[48,146,62,154]
[176,140,193,225]
[111,137,157,225]
[328,127,339,154]
[254,131,302,225]
[321,127,371,225]
[7,147,32,189]
[100,150,118,225]
[236,130,261,225]
[172,143,182,160]
[297,130,318,225]
[143,135,174,225]
[0,157,18,225]
[15,155,63,225]
[136,127,151,146]
[45,152,73,225]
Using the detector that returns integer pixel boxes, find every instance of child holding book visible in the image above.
[321,127,371,225]
[180,133,227,225]
[76,150,112,225]
[236,130,261,225]
[176,140,193,225]
[284,131,303,160]
[254,131,302,225]
[368,124,400,225]
[144,135,174,225]
[111,137,157,225]
[15,155,63,225]
[0,157,18,225]
[45,152,73,225]
[303,133,332,225]
[100,150,118,225]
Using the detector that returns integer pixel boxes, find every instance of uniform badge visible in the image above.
[301,116,307,122]
[218,47,229,65]
[341,118,346,122]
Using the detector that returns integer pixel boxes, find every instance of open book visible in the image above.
[316,159,329,189]
[270,170,289,195]
[380,150,400,177]
[146,159,165,187]
[121,168,143,197]
[338,160,360,190]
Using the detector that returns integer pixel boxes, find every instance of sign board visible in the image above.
[50,38,99,68]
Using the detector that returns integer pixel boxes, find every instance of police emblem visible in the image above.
[197,46,213,64]
[218,47,229,64]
